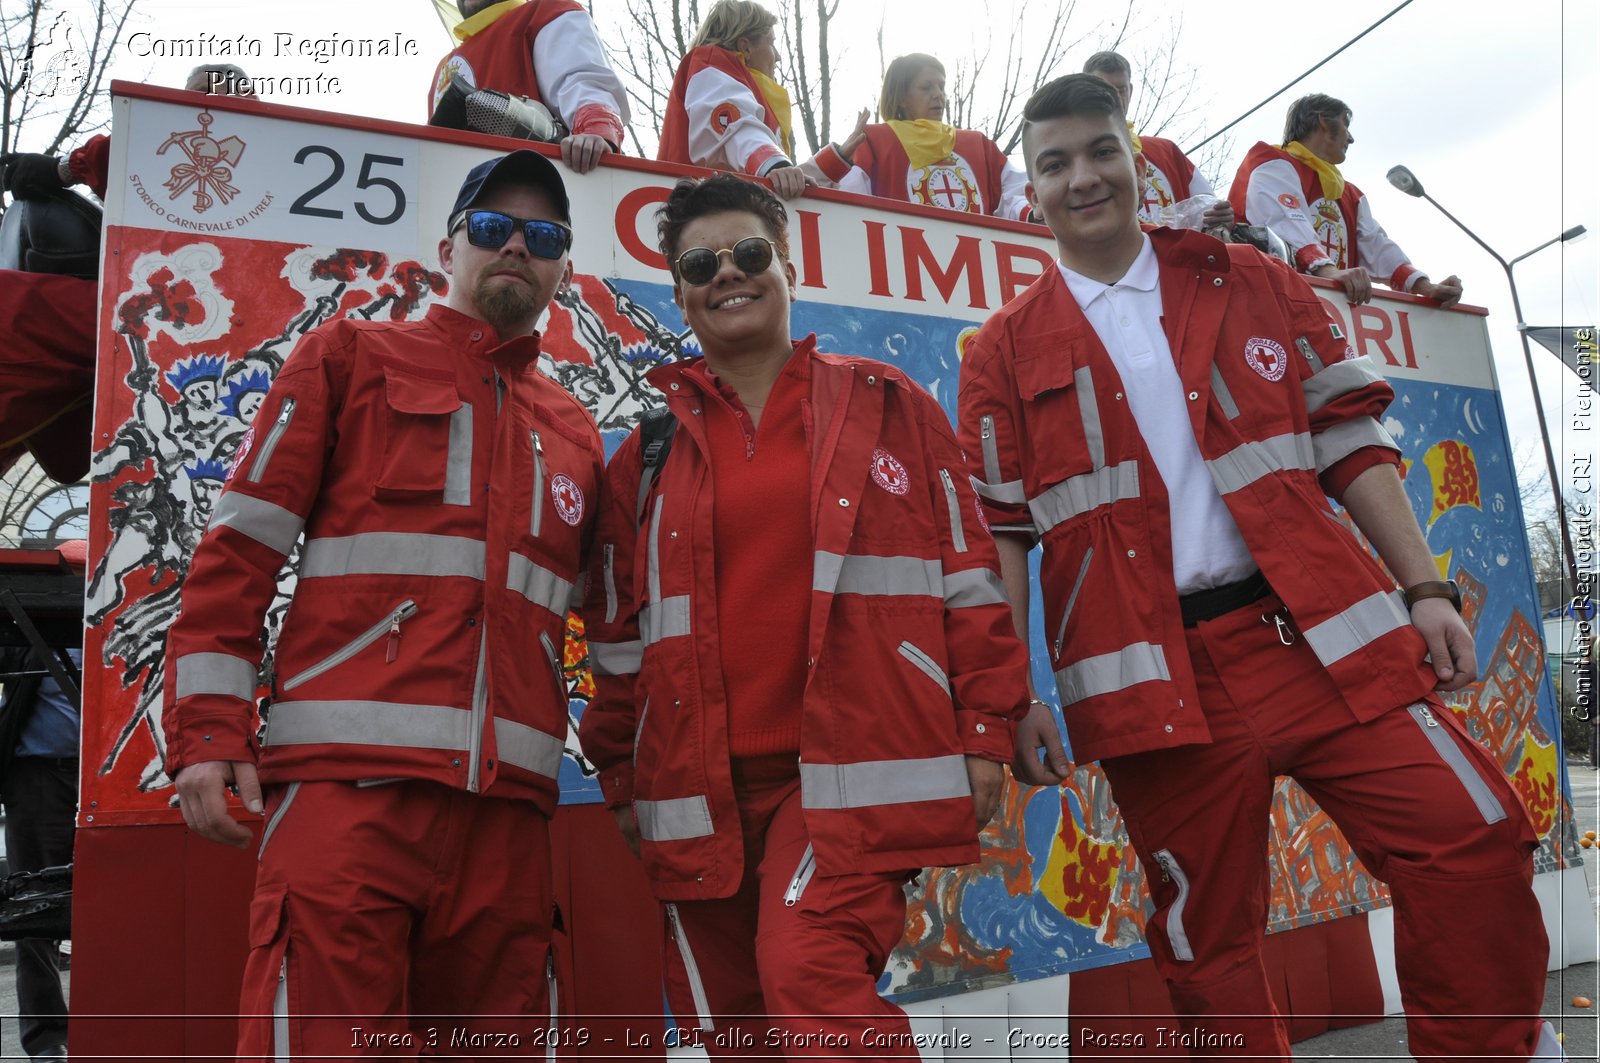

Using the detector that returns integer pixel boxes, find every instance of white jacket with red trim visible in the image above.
[658,46,792,177]
[578,341,1030,901]
[1229,142,1424,291]
[164,304,606,814]
[429,0,628,147]
[958,228,1437,763]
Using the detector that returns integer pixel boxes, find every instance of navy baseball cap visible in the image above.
[448,149,571,228]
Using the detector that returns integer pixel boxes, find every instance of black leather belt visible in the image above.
[1179,572,1272,627]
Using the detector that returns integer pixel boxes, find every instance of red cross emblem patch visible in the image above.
[1244,337,1288,382]
[551,474,584,525]
[870,448,910,496]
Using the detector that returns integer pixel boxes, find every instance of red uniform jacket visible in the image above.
[658,46,789,176]
[430,0,626,146]
[579,341,1029,900]
[164,305,606,814]
[813,125,1030,221]
[958,229,1435,763]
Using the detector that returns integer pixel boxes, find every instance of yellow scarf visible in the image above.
[886,119,957,170]
[1126,121,1142,155]
[1283,140,1345,202]
[746,64,796,156]
[454,0,520,40]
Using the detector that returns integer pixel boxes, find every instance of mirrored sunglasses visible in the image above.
[674,237,776,286]
[451,210,572,260]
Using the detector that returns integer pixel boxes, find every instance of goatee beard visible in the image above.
[473,272,542,334]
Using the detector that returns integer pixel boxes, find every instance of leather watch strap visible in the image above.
[1403,580,1461,612]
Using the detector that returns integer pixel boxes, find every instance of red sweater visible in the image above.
[693,356,811,756]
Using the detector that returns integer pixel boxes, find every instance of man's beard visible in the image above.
[473,269,544,334]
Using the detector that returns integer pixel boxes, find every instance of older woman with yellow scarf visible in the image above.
[812,53,1032,221]
[658,0,814,200]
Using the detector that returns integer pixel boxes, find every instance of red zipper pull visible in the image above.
[386,615,402,663]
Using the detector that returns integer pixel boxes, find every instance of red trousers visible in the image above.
[237,780,557,1060]
[1101,594,1546,1062]
[660,756,919,1060]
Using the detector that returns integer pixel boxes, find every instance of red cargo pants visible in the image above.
[659,755,921,1060]
[235,779,558,1060]
[1101,594,1547,1062]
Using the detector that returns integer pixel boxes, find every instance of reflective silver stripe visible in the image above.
[1054,548,1094,660]
[897,641,949,694]
[944,567,1007,609]
[258,781,301,860]
[602,543,618,624]
[800,754,970,810]
[783,844,817,906]
[1205,432,1315,496]
[973,475,1026,504]
[1210,365,1239,421]
[1028,461,1140,534]
[493,717,564,779]
[1406,703,1507,825]
[646,497,664,606]
[443,402,473,506]
[1154,849,1195,961]
[467,631,488,792]
[1055,641,1170,704]
[265,699,471,751]
[1301,590,1410,666]
[940,469,967,554]
[980,414,1003,486]
[274,955,290,1062]
[665,904,715,1031]
[637,795,714,841]
[250,397,296,484]
[1313,417,1398,474]
[817,552,942,599]
[1075,366,1105,468]
[176,652,257,701]
[300,532,485,580]
[640,596,691,646]
[1295,334,1326,373]
[530,430,546,538]
[507,553,576,616]
[211,493,304,556]
[590,639,643,676]
[1303,357,1384,413]
[546,955,559,1063]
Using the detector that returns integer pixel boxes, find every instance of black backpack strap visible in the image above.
[635,406,679,522]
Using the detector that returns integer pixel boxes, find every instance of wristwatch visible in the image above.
[1403,579,1461,612]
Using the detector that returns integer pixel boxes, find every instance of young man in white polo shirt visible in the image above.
[957,73,1557,1060]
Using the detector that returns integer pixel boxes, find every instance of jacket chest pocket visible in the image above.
[518,408,594,547]
[1017,351,1135,537]
[374,364,467,500]
[1016,346,1099,487]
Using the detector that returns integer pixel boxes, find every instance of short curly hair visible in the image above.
[657,174,791,279]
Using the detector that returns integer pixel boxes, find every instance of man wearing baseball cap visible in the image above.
[164,149,606,1059]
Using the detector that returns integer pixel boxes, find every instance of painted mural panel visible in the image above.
[83,87,1578,997]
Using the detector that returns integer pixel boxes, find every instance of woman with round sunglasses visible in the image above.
[813,54,1032,221]
[579,173,1029,1057]
[657,0,815,200]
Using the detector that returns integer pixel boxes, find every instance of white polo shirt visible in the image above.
[1056,236,1257,593]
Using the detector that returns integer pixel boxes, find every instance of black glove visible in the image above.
[0,153,66,198]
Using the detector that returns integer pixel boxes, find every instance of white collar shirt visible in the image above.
[1056,236,1257,593]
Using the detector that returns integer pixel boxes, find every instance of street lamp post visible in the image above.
[1386,164,1587,596]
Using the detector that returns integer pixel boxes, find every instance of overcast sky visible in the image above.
[53,0,1600,504]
